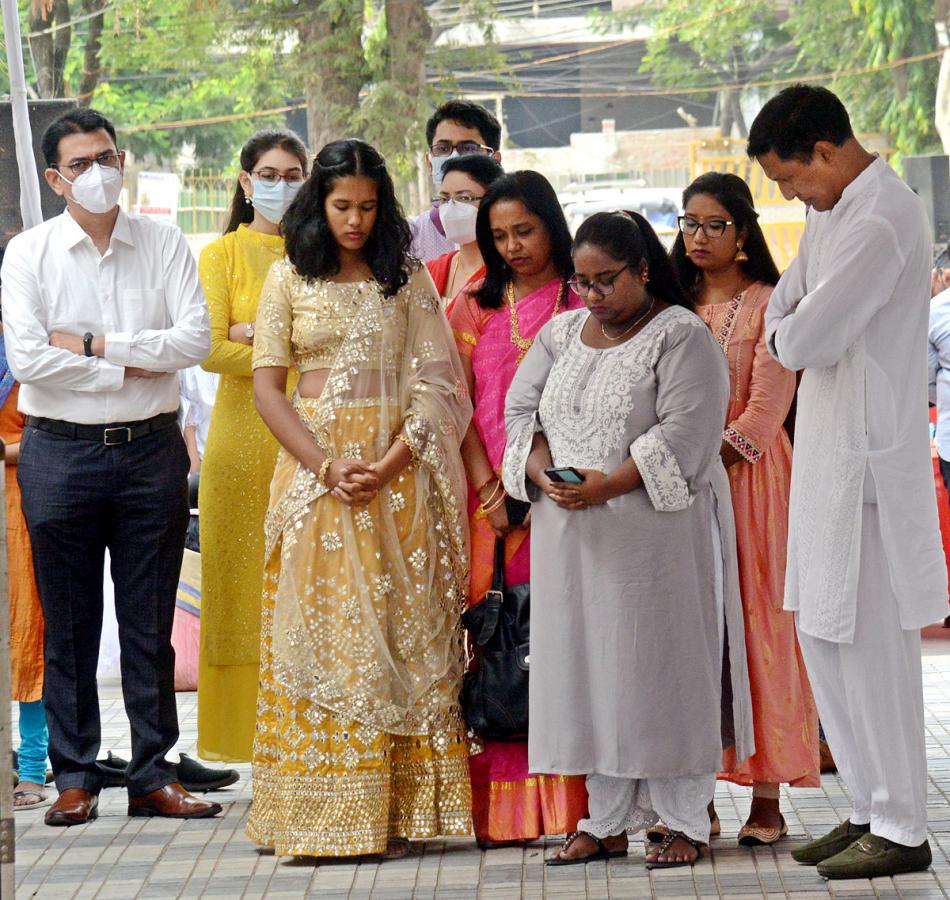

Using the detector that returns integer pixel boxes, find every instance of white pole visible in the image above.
[2,0,44,229]
[0,3,28,893]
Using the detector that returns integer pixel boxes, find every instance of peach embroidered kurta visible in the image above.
[698,283,820,788]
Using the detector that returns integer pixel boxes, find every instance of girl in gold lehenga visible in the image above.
[247,139,474,858]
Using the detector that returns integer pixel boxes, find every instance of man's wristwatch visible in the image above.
[244,322,255,341]
[83,332,94,357]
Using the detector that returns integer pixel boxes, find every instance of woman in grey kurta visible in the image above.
[502,211,754,868]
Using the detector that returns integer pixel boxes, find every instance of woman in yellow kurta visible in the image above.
[246,139,473,858]
[196,130,308,761]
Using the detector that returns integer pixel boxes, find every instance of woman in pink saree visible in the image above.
[448,172,588,846]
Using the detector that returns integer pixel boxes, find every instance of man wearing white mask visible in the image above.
[0,108,217,826]
[410,100,503,262]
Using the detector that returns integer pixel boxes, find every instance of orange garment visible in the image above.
[4,384,44,702]
[698,283,820,788]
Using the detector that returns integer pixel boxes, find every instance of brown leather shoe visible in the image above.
[127,782,222,819]
[45,788,99,827]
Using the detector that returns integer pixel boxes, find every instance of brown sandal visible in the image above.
[545,830,628,866]
[644,829,704,869]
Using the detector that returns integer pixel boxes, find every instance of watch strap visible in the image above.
[83,332,94,357]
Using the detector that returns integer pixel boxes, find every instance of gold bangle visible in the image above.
[318,457,333,486]
[479,480,503,508]
[481,490,507,515]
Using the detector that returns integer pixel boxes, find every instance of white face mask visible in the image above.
[439,200,479,246]
[250,178,302,225]
[60,162,123,214]
[431,150,460,190]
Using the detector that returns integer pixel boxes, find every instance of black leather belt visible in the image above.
[26,411,179,446]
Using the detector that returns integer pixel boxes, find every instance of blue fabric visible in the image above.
[0,335,16,410]
[17,699,49,784]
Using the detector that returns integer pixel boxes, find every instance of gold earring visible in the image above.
[734,241,749,263]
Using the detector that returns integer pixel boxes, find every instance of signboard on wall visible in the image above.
[137,171,180,222]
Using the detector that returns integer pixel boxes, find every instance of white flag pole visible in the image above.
[2,0,44,228]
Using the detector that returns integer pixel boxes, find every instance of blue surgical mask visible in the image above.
[431,150,461,191]
[250,178,302,225]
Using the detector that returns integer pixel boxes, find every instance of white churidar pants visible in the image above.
[796,505,929,847]
[579,773,717,843]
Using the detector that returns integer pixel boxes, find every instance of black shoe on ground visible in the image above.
[176,754,239,792]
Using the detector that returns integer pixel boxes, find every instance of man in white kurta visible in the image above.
[750,85,947,880]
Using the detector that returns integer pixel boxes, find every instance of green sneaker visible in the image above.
[791,820,871,865]
[817,834,932,880]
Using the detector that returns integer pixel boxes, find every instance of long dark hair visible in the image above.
[474,171,573,310]
[574,211,692,311]
[670,172,780,292]
[224,129,308,235]
[283,139,412,296]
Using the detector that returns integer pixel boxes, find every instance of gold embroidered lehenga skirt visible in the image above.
[246,400,473,857]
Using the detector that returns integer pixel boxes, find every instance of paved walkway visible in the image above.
[11,646,950,899]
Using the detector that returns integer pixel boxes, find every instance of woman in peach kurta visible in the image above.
[670,172,819,846]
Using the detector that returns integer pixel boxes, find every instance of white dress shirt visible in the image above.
[928,287,950,461]
[765,156,947,641]
[0,209,210,424]
[178,366,219,458]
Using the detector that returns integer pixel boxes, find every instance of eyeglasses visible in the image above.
[567,264,631,298]
[54,151,122,177]
[429,140,494,157]
[251,167,305,184]
[677,216,735,238]
[430,193,484,207]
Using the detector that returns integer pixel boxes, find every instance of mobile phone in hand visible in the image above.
[545,466,586,484]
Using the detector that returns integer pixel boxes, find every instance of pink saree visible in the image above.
[449,278,589,842]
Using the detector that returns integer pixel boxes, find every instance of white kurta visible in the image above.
[764,156,947,643]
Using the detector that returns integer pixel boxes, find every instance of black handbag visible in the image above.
[460,537,530,741]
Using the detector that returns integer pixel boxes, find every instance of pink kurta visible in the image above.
[698,283,820,788]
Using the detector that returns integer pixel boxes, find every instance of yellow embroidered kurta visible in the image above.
[246,262,474,857]
[197,224,292,762]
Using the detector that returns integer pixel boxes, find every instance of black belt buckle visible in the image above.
[103,426,133,446]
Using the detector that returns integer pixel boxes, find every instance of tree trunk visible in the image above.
[297,0,367,153]
[77,0,108,104]
[28,0,72,98]
[717,89,746,138]
[384,0,431,123]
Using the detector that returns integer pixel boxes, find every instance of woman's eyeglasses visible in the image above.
[430,193,484,207]
[251,168,305,184]
[677,216,734,238]
[567,264,631,298]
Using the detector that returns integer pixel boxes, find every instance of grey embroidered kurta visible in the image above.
[502,307,754,780]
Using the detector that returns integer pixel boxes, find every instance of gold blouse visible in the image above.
[253,260,412,373]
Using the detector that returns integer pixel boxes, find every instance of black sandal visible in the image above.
[545,830,628,866]
[644,829,704,869]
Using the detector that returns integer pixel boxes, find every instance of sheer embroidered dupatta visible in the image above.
[265,266,473,735]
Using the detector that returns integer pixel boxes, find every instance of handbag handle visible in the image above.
[473,538,506,647]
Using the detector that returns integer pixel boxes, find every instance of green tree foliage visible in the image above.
[601,0,941,156]
[789,0,940,158]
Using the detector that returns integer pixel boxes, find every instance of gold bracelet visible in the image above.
[478,480,503,509]
[318,457,333,486]
[481,490,507,515]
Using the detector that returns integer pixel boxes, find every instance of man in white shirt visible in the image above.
[409,100,502,261]
[929,286,950,492]
[752,85,946,879]
[0,108,219,826]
